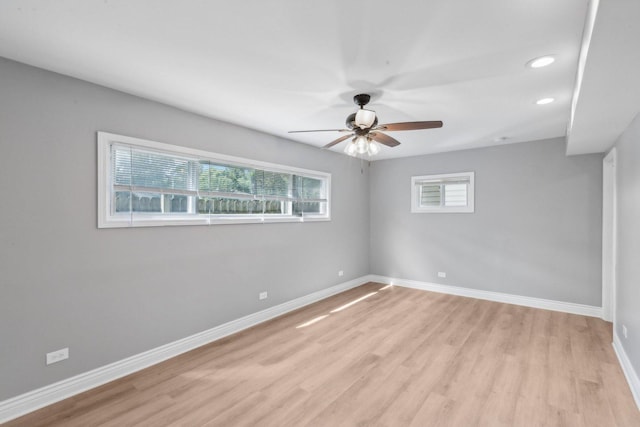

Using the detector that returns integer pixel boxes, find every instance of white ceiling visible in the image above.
[0,0,616,160]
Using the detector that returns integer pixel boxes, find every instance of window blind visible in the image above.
[104,138,329,226]
[411,172,474,213]
[416,176,469,208]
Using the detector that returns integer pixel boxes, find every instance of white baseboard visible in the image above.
[613,332,640,410]
[369,275,603,318]
[0,275,370,424]
[0,274,608,423]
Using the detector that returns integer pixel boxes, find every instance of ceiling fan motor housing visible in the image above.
[353,93,371,107]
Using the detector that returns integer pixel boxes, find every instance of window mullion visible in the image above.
[188,159,198,214]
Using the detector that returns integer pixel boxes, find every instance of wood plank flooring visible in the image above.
[5,283,639,426]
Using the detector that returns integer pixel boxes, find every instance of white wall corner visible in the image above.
[368,275,603,318]
[612,332,640,411]
[0,275,370,424]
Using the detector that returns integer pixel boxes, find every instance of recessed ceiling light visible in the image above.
[527,55,555,68]
[536,97,555,105]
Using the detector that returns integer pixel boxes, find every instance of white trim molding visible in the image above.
[369,275,603,318]
[411,171,475,214]
[602,147,617,322]
[613,332,640,410]
[0,275,369,424]
[97,131,331,228]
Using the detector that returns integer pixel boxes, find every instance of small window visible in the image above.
[411,172,474,213]
[98,132,331,228]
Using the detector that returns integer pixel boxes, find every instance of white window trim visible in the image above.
[411,171,475,213]
[97,132,331,228]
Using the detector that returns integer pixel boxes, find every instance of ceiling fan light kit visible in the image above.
[367,140,381,155]
[343,136,381,157]
[355,135,368,153]
[344,141,358,156]
[289,93,443,158]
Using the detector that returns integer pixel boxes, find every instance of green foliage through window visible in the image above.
[111,145,328,218]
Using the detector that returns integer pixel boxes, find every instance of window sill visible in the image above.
[98,215,331,228]
[411,207,474,214]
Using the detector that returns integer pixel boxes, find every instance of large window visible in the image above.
[98,132,330,228]
[411,172,474,213]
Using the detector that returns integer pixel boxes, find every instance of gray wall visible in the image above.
[0,58,370,400]
[614,113,640,379]
[369,138,603,306]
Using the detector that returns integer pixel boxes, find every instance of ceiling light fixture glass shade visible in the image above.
[367,140,381,155]
[344,140,358,156]
[355,135,369,154]
[344,136,381,157]
[355,109,376,129]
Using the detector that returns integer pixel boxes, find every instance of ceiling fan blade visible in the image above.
[323,134,353,149]
[288,129,350,133]
[378,121,443,131]
[370,132,401,147]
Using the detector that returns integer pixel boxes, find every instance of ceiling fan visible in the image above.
[289,94,443,156]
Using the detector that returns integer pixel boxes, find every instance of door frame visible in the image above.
[602,147,617,323]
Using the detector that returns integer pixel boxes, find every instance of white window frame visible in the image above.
[98,132,331,228]
[411,171,475,213]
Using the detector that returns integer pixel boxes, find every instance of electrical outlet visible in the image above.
[338,270,344,277]
[438,272,447,278]
[623,325,628,339]
[46,348,69,365]
[259,291,268,300]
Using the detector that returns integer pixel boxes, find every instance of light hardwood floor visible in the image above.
[6,283,640,426]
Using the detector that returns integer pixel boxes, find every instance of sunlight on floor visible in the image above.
[296,315,329,329]
[330,292,378,313]
[295,289,384,329]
